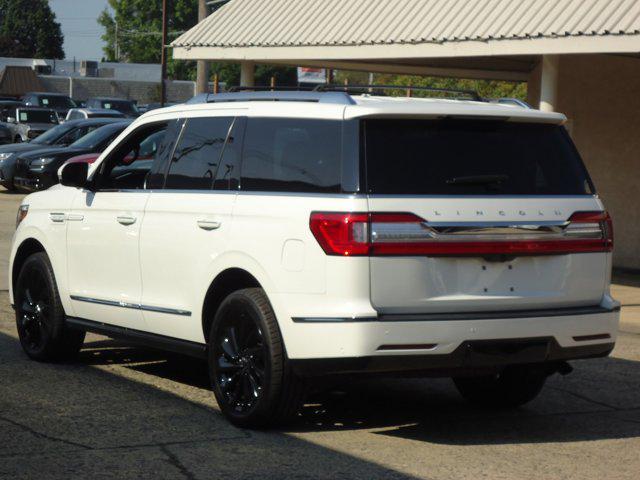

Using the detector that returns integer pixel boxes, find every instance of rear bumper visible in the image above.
[290,337,614,377]
[282,304,620,375]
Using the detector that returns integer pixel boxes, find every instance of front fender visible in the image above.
[10,214,74,317]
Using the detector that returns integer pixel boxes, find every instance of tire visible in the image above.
[15,252,85,362]
[14,136,22,143]
[208,288,305,428]
[453,365,547,409]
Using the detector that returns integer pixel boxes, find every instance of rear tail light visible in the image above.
[309,211,613,256]
[309,213,369,256]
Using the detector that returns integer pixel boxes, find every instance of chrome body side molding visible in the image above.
[70,295,191,316]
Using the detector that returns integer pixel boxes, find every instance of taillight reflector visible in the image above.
[309,211,613,257]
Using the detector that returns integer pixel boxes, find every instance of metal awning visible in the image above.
[172,0,640,80]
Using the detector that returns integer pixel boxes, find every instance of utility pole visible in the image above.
[115,20,119,61]
[196,0,209,94]
[160,0,168,106]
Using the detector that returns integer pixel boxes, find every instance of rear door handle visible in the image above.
[117,215,137,226]
[197,220,221,231]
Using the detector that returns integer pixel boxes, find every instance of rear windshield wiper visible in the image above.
[445,174,509,185]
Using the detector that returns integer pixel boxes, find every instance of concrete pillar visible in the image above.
[528,55,559,111]
[195,0,209,94]
[240,61,255,87]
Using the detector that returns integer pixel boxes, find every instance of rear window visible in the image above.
[240,118,341,193]
[363,119,594,195]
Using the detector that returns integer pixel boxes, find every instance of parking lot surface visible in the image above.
[1,188,640,480]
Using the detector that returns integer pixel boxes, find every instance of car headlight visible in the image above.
[0,153,12,161]
[16,204,28,228]
[30,157,56,167]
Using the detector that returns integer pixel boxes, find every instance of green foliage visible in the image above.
[98,0,197,79]
[0,0,64,59]
[99,0,297,84]
[335,71,527,101]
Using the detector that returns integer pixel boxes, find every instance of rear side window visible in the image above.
[165,117,233,190]
[240,118,341,193]
[363,119,594,195]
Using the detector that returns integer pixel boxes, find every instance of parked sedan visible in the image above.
[13,120,131,192]
[0,117,126,190]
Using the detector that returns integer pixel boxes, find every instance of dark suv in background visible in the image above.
[22,92,77,120]
[13,120,131,192]
[86,97,139,118]
[0,118,126,190]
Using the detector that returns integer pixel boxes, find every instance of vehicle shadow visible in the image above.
[77,337,640,446]
[0,331,419,479]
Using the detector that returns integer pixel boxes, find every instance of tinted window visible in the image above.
[165,117,233,190]
[38,95,75,109]
[95,124,168,190]
[145,119,183,189]
[17,109,58,124]
[240,118,341,193]
[70,123,128,150]
[31,123,75,145]
[213,117,244,190]
[363,119,594,195]
[102,100,138,115]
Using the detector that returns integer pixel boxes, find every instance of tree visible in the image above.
[335,71,527,101]
[0,0,64,59]
[98,0,297,85]
[98,0,196,79]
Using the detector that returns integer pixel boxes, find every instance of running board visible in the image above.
[66,316,208,360]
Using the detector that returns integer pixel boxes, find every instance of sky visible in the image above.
[48,0,111,61]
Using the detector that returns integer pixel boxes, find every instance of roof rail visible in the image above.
[187,89,356,105]
[226,85,315,92]
[315,84,483,101]
[487,98,532,109]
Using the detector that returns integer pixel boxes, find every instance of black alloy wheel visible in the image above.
[213,304,267,414]
[17,263,51,353]
[15,252,85,361]
[208,288,305,428]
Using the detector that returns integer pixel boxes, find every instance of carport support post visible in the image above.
[196,0,209,94]
[528,55,559,112]
[240,61,255,87]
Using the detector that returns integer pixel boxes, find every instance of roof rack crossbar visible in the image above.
[314,84,483,101]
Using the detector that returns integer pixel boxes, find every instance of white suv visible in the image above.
[9,90,619,427]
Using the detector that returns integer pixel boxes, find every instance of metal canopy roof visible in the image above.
[172,0,640,80]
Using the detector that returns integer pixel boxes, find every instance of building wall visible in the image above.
[0,57,160,81]
[556,54,640,270]
[39,76,195,104]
